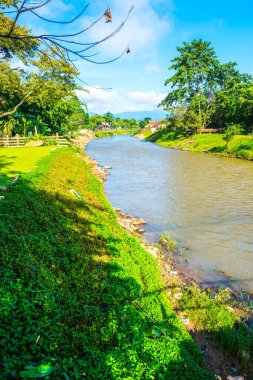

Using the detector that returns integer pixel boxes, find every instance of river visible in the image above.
[86,135,253,293]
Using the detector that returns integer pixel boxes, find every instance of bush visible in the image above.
[224,123,242,143]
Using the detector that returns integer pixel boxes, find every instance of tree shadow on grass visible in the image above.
[0,174,214,379]
[0,154,21,186]
[208,145,227,154]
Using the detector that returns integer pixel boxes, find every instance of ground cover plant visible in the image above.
[0,146,55,186]
[178,286,253,372]
[158,238,253,377]
[0,147,214,379]
[144,131,253,161]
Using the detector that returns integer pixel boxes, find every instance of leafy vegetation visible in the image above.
[0,148,214,379]
[88,112,144,132]
[159,39,253,135]
[178,286,253,371]
[0,54,88,136]
[142,129,253,160]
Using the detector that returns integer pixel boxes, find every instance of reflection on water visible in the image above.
[86,135,253,293]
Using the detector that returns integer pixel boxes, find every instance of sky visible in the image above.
[17,0,253,114]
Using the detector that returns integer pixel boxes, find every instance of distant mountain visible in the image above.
[89,109,167,121]
[114,110,167,121]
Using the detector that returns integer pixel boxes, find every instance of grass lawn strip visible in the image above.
[0,147,214,379]
[143,131,253,161]
[0,146,56,186]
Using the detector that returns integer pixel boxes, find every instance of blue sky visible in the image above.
[19,0,253,113]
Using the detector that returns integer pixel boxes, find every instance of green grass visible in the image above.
[0,146,56,186]
[226,136,253,160]
[0,147,214,379]
[178,286,253,371]
[142,130,253,161]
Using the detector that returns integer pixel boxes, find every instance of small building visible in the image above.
[96,122,111,131]
[147,120,163,133]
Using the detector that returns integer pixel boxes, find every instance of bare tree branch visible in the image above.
[22,0,52,12]
[1,1,134,65]
[7,0,27,36]
[0,1,134,97]
[30,3,90,24]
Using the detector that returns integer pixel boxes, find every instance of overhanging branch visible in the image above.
[0,91,32,119]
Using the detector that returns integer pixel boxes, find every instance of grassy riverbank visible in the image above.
[141,130,253,160]
[0,146,56,186]
[0,147,214,379]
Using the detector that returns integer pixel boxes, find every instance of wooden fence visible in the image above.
[0,135,69,148]
[0,136,25,147]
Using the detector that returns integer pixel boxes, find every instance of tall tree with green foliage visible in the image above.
[160,39,253,133]
[212,62,253,131]
[160,39,222,130]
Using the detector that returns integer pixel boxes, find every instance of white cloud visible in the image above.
[76,88,166,114]
[144,63,162,73]
[80,0,172,59]
[34,0,73,17]
[127,91,166,106]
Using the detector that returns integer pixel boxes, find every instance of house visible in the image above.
[96,122,111,131]
[146,120,163,133]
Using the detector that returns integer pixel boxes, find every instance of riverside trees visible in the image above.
[0,1,133,135]
[160,39,253,134]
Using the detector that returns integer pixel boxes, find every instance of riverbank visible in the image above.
[111,209,253,380]
[137,130,253,161]
[0,146,215,379]
[86,135,253,379]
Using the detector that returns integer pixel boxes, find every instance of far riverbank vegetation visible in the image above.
[139,39,253,161]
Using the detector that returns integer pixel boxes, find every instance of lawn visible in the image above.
[0,146,57,186]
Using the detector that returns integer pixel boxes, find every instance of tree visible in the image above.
[88,114,105,130]
[0,1,133,120]
[160,39,253,133]
[211,63,253,131]
[0,52,87,134]
[160,39,221,130]
[103,112,114,124]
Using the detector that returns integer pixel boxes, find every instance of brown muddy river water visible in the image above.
[86,135,253,293]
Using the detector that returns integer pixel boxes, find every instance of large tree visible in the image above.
[160,39,221,130]
[211,62,253,131]
[160,39,253,132]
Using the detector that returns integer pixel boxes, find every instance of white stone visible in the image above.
[174,292,183,300]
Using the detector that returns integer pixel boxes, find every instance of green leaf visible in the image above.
[20,364,57,378]
[152,328,161,336]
